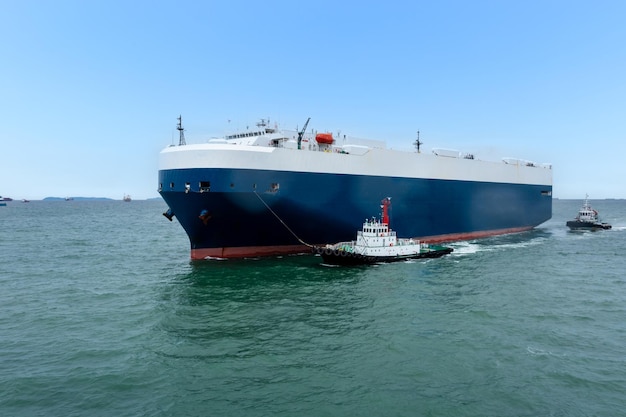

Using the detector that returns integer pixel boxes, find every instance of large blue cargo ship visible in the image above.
[159,118,553,259]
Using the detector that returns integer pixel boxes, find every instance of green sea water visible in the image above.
[1,199,625,416]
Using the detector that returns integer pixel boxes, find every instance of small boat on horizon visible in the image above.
[566,195,611,230]
[313,197,453,265]
[123,194,132,202]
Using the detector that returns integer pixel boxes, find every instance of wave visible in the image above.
[449,233,548,257]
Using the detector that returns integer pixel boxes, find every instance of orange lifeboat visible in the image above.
[315,132,334,144]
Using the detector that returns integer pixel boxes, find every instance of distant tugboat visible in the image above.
[313,197,453,265]
[123,194,132,202]
[566,195,611,230]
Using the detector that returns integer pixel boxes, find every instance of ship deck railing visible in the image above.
[327,238,422,251]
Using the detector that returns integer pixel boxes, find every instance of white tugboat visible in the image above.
[314,197,453,265]
[566,195,611,230]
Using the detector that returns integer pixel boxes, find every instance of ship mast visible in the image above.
[414,130,422,153]
[177,115,186,146]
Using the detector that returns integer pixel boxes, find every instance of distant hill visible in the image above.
[43,197,114,201]
[42,196,163,201]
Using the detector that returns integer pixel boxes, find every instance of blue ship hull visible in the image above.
[159,168,553,259]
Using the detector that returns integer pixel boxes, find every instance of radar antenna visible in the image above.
[414,130,422,153]
[177,115,186,146]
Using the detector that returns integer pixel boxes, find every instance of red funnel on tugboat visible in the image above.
[381,197,391,225]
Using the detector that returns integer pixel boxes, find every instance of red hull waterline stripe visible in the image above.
[190,226,534,260]
[192,244,307,260]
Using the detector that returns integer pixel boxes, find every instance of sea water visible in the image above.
[1,199,625,416]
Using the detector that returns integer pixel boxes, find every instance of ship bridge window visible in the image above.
[200,181,211,192]
[170,182,175,189]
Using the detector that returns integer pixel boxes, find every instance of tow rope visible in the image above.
[253,192,313,248]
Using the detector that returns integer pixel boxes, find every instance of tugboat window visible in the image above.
[170,182,174,189]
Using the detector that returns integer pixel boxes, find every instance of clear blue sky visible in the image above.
[1,0,625,200]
